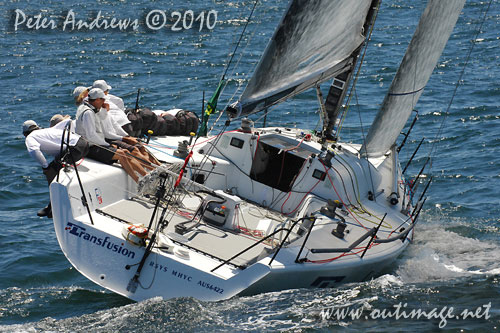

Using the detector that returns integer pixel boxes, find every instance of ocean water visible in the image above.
[1,0,499,331]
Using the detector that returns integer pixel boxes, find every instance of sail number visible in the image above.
[146,10,217,32]
[149,261,224,294]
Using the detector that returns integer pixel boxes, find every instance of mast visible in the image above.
[323,0,381,138]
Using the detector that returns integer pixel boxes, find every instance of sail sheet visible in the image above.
[361,0,466,158]
[239,0,373,116]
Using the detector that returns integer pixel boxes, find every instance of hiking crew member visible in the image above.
[23,117,89,218]
[92,79,133,135]
[75,88,148,182]
[73,86,88,106]
[73,84,159,169]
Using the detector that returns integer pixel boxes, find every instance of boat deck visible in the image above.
[97,196,280,268]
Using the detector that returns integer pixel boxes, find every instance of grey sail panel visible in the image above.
[361,0,465,158]
[239,0,373,116]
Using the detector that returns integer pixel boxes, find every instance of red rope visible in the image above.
[281,178,321,215]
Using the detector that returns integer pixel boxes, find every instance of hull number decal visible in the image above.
[149,261,224,294]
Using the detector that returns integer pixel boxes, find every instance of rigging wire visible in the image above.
[428,0,493,169]
[199,0,259,136]
[207,0,261,134]
[220,0,260,81]
[336,1,380,138]
[220,21,259,103]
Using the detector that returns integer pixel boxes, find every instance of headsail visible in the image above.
[360,0,466,158]
[238,0,375,116]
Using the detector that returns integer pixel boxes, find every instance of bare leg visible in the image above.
[127,154,148,177]
[114,150,138,182]
[130,148,155,170]
[139,146,160,166]
[113,149,147,183]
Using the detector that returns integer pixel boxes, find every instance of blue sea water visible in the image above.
[0,0,499,331]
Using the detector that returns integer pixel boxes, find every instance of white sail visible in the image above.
[239,0,374,115]
[361,0,466,158]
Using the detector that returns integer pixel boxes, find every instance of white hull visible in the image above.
[51,128,415,302]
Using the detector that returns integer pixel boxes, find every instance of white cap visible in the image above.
[92,80,112,91]
[22,120,38,134]
[49,114,71,127]
[72,86,88,99]
[88,88,105,100]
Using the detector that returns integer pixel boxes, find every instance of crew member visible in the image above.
[73,86,88,106]
[74,85,159,168]
[23,117,89,218]
[75,88,148,182]
[92,79,133,134]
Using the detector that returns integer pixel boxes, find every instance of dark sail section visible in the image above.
[324,0,380,134]
[239,0,373,116]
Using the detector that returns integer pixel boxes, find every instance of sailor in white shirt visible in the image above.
[92,80,132,134]
[76,87,154,160]
[23,116,89,217]
[73,85,128,139]
[24,117,87,173]
[75,95,113,148]
[75,88,148,182]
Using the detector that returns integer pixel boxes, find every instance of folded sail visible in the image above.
[239,0,373,116]
[361,0,466,158]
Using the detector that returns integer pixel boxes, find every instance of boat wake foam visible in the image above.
[395,217,500,282]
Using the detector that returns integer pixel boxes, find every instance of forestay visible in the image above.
[239,0,373,116]
[361,0,466,158]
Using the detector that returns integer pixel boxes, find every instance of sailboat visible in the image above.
[50,0,465,302]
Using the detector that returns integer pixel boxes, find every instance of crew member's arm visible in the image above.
[26,136,49,168]
[101,113,125,141]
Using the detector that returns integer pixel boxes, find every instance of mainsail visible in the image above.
[238,0,375,116]
[361,0,466,158]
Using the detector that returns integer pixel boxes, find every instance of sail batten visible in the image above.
[361,0,466,158]
[239,0,374,116]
